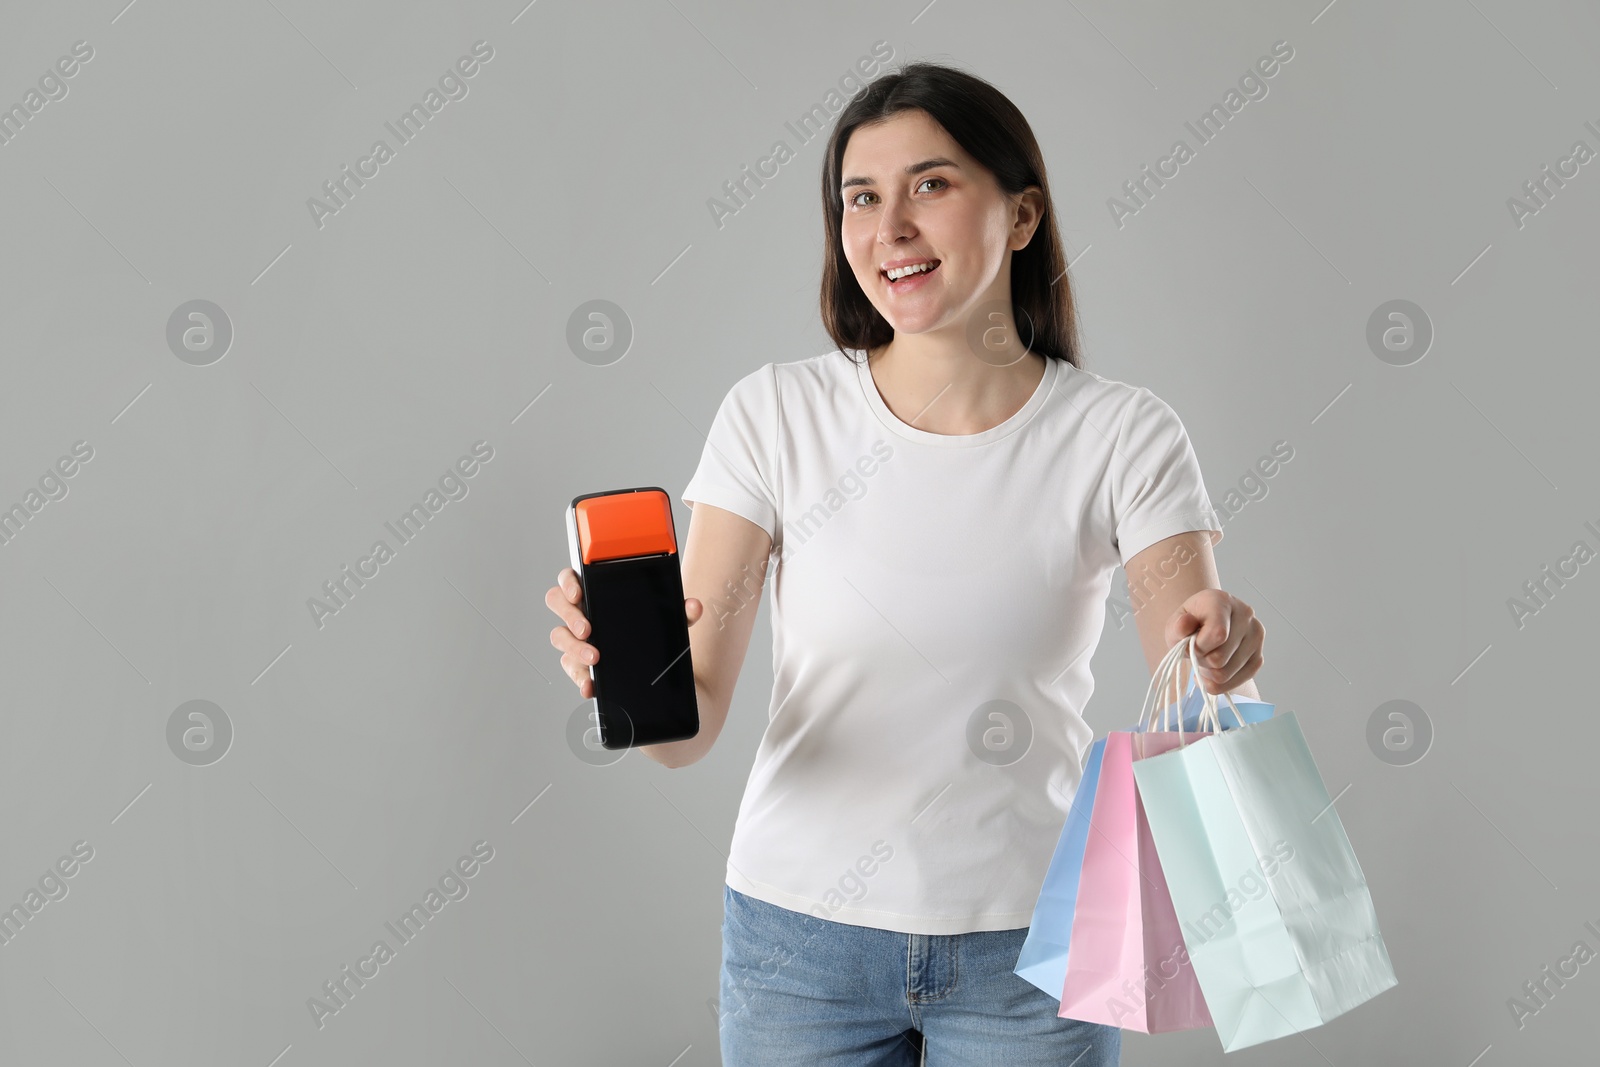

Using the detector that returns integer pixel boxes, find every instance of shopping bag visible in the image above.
[1015,642,1273,1002]
[1132,637,1399,1052]
[1057,728,1210,1031]
[1055,639,1241,1032]
[1013,736,1107,998]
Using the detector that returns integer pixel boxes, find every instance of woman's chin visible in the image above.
[880,314,945,338]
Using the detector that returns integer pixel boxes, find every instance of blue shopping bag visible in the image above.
[1131,640,1399,1052]
[1014,736,1106,998]
[1014,649,1273,1001]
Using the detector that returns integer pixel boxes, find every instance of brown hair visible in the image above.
[819,60,1083,369]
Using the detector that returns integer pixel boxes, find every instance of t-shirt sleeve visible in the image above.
[681,364,781,542]
[1109,385,1224,568]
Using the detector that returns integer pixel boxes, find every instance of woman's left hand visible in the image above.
[1164,589,1265,695]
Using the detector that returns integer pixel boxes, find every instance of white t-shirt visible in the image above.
[681,348,1223,935]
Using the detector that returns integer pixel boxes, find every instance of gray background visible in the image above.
[1,0,1595,1063]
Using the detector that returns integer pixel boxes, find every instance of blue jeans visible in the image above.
[719,885,1121,1066]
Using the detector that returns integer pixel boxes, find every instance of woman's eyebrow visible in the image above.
[841,157,960,190]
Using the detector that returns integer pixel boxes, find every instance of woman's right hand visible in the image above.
[546,566,704,699]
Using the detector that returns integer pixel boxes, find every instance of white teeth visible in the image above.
[886,262,936,281]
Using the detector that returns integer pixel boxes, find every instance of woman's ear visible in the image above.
[1010,186,1046,250]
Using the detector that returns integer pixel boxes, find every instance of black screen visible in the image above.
[582,553,699,748]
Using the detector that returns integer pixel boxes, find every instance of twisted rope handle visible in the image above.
[1135,638,1191,734]
[1136,636,1248,749]
[1187,636,1245,738]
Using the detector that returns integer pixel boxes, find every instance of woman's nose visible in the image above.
[876,195,916,243]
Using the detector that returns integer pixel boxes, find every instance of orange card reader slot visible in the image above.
[575,490,678,565]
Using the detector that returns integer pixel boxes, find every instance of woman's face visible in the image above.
[838,108,1037,343]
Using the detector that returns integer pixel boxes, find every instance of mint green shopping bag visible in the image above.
[1130,637,1398,1052]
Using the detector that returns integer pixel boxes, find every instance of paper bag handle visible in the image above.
[1183,636,1247,740]
[1135,638,1188,734]
[1137,638,1196,740]
[1132,639,1190,759]
[1136,635,1247,745]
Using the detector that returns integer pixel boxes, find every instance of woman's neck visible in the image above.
[866,338,1047,436]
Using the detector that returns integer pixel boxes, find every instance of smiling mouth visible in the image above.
[882,260,941,286]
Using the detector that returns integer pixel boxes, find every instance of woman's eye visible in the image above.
[847,178,945,209]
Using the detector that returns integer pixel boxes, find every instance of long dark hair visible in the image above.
[819,61,1082,369]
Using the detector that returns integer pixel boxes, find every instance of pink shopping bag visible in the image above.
[1057,728,1213,1032]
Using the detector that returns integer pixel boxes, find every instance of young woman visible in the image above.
[549,61,1265,1067]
